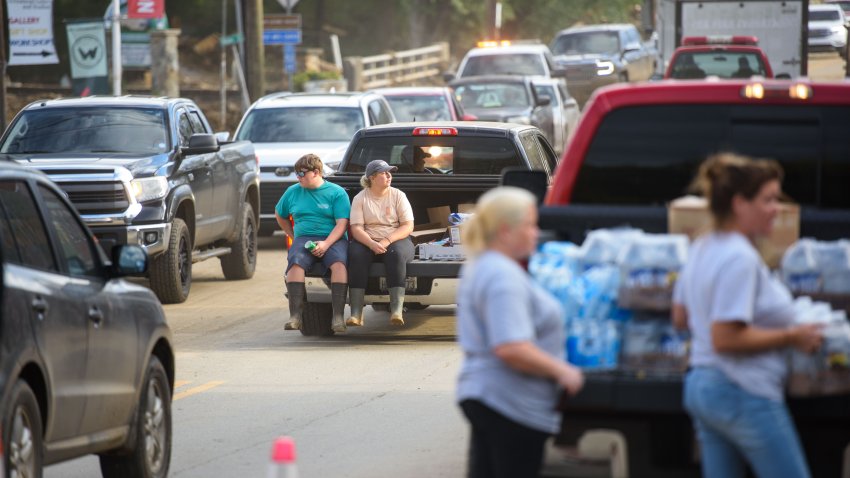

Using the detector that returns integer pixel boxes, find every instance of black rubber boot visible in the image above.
[284,281,306,330]
[331,282,348,333]
[389,286,405,326]
[346,288,366,326]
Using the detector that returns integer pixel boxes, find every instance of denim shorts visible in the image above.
[684,366,811,478]
[287,235,348,275]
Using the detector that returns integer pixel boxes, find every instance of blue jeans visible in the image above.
[684,367,811,478]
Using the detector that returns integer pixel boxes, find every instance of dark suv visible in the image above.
[0,162,174,477]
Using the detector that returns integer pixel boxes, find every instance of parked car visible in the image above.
[372,86,476,122]
[531,77,581,155]
[665,35,774,79]
[550,23,657,105]
[0,161,174,477]
[233,91,396,236]
[449,41,567,80]
[449,75,568,156]
[808,3,849,55]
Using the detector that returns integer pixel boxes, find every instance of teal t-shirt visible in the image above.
[275,181,350,237]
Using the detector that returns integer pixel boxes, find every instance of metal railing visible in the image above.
[343,42,450,91]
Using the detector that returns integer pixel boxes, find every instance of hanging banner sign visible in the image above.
[7,0,59,65]
[67,22,107,78]
[127,0,165,19]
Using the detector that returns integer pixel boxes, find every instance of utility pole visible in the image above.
[243,0,265,101]
[0,0,6,130]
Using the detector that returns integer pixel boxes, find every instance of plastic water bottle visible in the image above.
[304,240,318,252]
[268,436,299,478]
[813,240,850,294]
[782,239,822,294]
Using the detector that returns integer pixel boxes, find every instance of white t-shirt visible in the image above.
[349,187,414,241]
[674,231,796,401]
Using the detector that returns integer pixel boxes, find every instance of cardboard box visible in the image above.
[409,227,447,245]
[668,195,800,269]
[458,203,475,213]
[419,243,465,261]
[449,226,462,245]
[427,206,451,227]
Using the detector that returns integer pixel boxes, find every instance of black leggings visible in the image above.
[460,399,550,478]
[347,237,414,289]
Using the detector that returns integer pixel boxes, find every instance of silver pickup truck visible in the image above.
[1,96,260,303]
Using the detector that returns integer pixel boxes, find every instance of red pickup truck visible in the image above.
[517,79,850,476]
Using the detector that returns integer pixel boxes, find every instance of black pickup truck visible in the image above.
[530,80,850,477]
[295,121,559,336]
[0,96,260,303]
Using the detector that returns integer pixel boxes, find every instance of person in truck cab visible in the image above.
[456,187,584,478]
[732,56,757,79]
[673,153,823,478]
[275,154,351,333]
[346,160,415,327]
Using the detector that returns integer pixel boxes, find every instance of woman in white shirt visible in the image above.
[346,160,415,326]
[673,153,822,478]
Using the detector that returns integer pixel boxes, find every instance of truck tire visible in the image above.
[100,356,172,478]
[3,381,43,478]
[150,218,192,304]
[220,203,257,280]
[301,301,334,336]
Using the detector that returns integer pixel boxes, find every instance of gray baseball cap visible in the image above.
[365,159,398,177]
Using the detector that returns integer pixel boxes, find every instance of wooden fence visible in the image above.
[343,42,450,91]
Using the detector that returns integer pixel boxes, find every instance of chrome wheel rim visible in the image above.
[143,378,167,474]
[9,404,36,478]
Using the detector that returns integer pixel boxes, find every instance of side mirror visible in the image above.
[111,244,148,276]
[535,94,552,107]
[624,43,641,53]
[501,168,548,205]
[181,133,220,156]
[214,131,230,142]
[442,71,457,83]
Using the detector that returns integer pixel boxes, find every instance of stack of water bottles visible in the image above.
[782,239,850,298]
[787,296,850,397]
[529,228,691,374]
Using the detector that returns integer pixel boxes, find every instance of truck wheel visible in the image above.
[301,302,334,336]
[220,203,257,280]
[3,381,43,478]
[100,356,172,478]
[150,218,192,304]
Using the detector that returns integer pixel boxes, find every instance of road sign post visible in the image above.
[263,14,301,89]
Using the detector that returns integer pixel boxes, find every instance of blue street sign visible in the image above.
[262,29,301,45]
[284,44,297,74]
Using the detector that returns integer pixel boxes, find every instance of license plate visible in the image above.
[379,277,417,292]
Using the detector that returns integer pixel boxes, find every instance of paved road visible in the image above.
[46,236,468,477]
[808,52,846,80]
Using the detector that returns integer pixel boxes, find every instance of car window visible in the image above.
[461,53,547,77]
[520,132,549,175]
[671,52,767,79]
[810,9,842,21]
[573,104,850,209]
[177,109,193,146]
[235,107,364,142]
[188,110,208,134]
[534,84,557,106]
[0,180,56,271]
[368,100,393,125]
[385,95,452,122]
[537,134,559,173]
[454,83,530,109]
[344,136,523,175]
[551,31,620,56]
[39,185,100,278]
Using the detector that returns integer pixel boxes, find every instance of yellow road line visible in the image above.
[174,380,190,389]
[173,381,225,401]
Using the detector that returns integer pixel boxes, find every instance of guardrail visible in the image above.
[343,42,450,91]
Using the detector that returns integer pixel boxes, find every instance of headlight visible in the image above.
[130,177,168,202]
[505,116,531,125]
[596,60,615,76]
[832,26,845,33]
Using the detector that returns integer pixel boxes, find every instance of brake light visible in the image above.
[682,35,758,46]
[412,127,457,136]
[741,83,812,100]
[477,40,512,48]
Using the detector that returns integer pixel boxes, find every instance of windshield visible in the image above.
[454,83,530,109]
[551,31,620,56]
[461,53,546,76]
[810,10,842,21]
[235,107,364,142]
[669,52,767,79]
[0,107,168,155]
[385,95,452,121]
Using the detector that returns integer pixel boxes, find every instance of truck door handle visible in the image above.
[32,296,48,319]
[88,306,104,326]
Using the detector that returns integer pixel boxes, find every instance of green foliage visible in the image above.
[292,70,342,92]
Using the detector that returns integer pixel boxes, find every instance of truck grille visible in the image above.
[810,28,831,38]
[260,182,292,215]
[59,181,130,215]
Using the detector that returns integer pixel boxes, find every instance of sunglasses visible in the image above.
[295,169,314,178]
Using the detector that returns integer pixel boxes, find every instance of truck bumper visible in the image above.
[92,222,171,258]
[305,277,459,305]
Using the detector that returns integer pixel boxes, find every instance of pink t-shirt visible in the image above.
[350,187,414,241]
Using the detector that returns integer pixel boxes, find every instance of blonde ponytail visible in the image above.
[462,186,536,257]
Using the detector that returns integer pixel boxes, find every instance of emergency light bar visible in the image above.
[477,40,512,48]
[682,35,759,46]
[413,127,458,136]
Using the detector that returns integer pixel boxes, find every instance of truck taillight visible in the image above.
[412,127,457,136]
[683,35,758,46]
[741,83,812,100]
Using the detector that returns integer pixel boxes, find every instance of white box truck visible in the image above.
[654,0,808,78]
